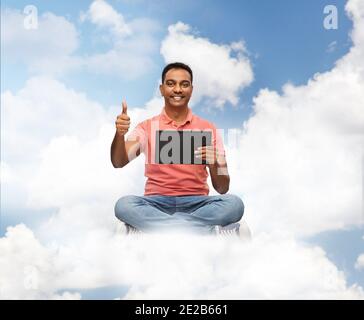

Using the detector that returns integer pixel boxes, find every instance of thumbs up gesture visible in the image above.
[115,100,131,137]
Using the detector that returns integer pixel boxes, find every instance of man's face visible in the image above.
[160,68,193,108]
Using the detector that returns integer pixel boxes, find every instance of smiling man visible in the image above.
[111,62,245,235]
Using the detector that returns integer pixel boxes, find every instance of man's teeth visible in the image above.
[172,96,183,101]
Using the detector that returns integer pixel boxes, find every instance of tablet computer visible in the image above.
[155,130,212,164]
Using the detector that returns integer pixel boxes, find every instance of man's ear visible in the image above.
[159,84,164,97]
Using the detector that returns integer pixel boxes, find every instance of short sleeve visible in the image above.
[126,121,147,153]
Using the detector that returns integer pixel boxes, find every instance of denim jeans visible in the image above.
[114,194,244,234]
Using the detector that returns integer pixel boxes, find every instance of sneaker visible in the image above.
[214,222,241,237]
[239,220,252,241]
[125,223,143,235]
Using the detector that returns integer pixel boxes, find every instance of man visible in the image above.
[111,62,244,235]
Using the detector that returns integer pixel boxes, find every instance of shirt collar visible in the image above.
[161,107,193,126]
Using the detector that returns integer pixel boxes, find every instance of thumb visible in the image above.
[122,100,128,115]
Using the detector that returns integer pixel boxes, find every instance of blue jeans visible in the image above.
[114,194,244,234]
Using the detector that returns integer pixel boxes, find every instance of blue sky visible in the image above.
[1,0,363,299]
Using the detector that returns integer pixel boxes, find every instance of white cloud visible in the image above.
[346,0,364,52]
[356,254,364,270]
[0,76,106,212]
[80,1,161,78]
[81,0,132,38]
[1,76,105,163]
[25,126,145,210]
[0,224,81,299]
[0,76,147,212]
[82,44,156,79]
[1,3,160,78]
[1,224,363,299]
[1,9,80,74]
[1,9,78,58]
[160,21,254,109]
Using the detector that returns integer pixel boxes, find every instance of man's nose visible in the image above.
[173,84,182,93]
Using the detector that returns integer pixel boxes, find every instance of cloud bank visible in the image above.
[1,224,363,299]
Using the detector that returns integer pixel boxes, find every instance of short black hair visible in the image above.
[161,62,193,84]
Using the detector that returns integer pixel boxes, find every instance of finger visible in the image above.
[197,152,215,160]
[115,123,130,129]
[117,116,130,123]
[204,146,214,151]
[122,100,128,115]
[116,114,130,121]
[115,119,130,125]
[197,149,212,156]
[204,149,217,157]
[196,146,214,152]
[195,151,210,157]
[116,125,130,130]
[120,114,130,121]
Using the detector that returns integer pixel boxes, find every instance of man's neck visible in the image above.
[164,105,189,123]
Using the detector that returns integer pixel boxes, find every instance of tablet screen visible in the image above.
[155,130,212,164]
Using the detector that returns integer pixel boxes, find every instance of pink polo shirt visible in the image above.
[127,107,225,196]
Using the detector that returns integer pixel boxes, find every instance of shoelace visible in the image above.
[126,225,142,235]
[215,225,239,236]
[222,229,236,235]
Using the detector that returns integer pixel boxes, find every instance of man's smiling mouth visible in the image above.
[171,96,184,101]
